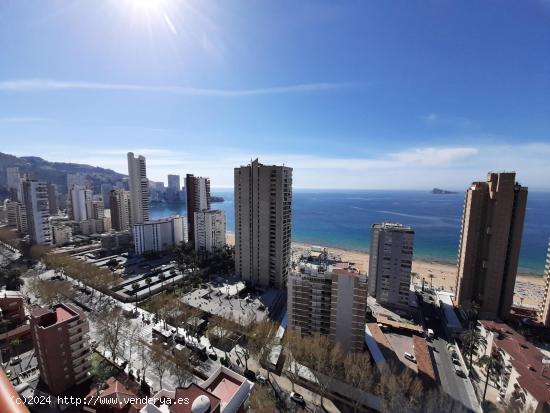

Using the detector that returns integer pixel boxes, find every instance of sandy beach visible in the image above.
[225,233,545,308]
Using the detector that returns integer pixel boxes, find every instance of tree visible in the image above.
[478,350,504,402]
[460,328,487,373]
[378,366,424,413]
[343,351,373,413]
[137,338,153,382]
[248,383,278,413]
[247,320,278,379]
[170,350,193,387]
[151,343,171,390]
[145,277,153,295]
[207,317,234,361]
[126,323,141,373]
[96,307,126,363]
[303,335,344,408]
[284,330,309,391]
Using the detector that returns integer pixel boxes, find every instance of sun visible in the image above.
[131,0,164,13]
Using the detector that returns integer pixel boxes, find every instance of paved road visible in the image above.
[420,292,480,413]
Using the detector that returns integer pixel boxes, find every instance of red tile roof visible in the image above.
[481,320,550,403]
[413,336,436,383]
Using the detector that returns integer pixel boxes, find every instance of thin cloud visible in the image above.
[0,79,356,96]
[0,117,51,123]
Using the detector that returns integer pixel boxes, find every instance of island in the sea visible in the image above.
[211,196,225,203]
[431,188,457,194]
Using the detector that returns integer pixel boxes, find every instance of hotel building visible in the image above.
[22,179,52,245]
[455,172,527,320]
[30,303,91,394]
[234,159,292,290]
[194,209,226,254]
[133,215,187,255]
[185,174,211,244]
[127,152,150,225]
[288,248,367,352]
[368,223,414,308]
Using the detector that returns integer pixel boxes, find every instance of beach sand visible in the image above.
[225,233,545,308]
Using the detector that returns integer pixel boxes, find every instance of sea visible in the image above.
[150,189,550,275]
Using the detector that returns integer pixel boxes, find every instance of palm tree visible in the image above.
[478,350,504,402]
[132,282,140,308]
[463,301,480,330]
[429,273,434,289]
[145,277,153,295]
[460,328,487,373]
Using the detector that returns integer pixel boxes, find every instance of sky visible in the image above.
[0,0,549,189]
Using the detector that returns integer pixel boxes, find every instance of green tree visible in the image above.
[478,350,504,402]
[460,328,487,373]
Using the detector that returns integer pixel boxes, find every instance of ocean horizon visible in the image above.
[151,189,550,275]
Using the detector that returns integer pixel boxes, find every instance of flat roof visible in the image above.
[436,291,463,331]
[413,336,436,382]
[208,372,242,407]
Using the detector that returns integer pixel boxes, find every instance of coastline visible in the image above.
[225,232,545,308]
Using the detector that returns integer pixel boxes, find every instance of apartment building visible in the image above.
[538,240,550,326]
[30,303,91,394]
[194,209,226,254]
[22,180,52,245]
[368,222,414,309]
[46,183,58,215]
[133,215,187,255]
[185,174,211,243]
[478,321,550,412]
[234,159,292,290]
[109,189,131,231]
[69,185,93,222]
[288,248,367,352]
[6,167,22,201]
[455,172,528,320]
[127,152,150,225]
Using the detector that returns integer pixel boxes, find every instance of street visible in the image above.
[419,291,480,413]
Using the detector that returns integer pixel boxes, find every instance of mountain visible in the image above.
[431,188,457,194]
[0,152,126,193]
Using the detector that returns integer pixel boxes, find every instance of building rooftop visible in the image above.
[31,303,80,328]
[372,222,414,233]
[481,320,550,403]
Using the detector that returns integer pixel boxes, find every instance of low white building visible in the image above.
[133,215,187,255]
[194,209,226,254]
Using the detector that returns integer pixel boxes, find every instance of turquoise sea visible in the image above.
[151,190,550,275]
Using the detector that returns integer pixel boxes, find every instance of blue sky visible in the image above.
[1,0,549,189]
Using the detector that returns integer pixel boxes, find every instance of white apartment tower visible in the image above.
[368,223,414,308]
[22,180,52,245]
[69,185,93,222]
[127,152,150,225]
[234,159,292,289]
[194,210,226,254]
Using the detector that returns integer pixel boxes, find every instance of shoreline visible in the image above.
[225,233,546,308]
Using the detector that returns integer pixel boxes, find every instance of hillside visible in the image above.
[0,152,126,193]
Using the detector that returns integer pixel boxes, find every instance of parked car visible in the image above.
[290,392,305,406]
[5,370,12,378]
[404,352,417,363]
[10,356,22,365]
[256,373,268,384]
[454,365,466,377]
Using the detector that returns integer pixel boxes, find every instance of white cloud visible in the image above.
[37,143,549,190]
[0,79,355,97]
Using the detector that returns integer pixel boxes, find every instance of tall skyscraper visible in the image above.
[22,180,52,245]
[288,248,367,352]
[194,210,226,254]
[6,167,22,201]
[168,174,180,190]
[100,183,113,208]
[30,303,91,394]
[234,159,292,289]
[46,183,58,215]
[185,174,211,243]
[69,185,93,222]
[368,223,415,308]
[455,172,528,320]
[539,240,550,326]
[109,189,131,231]
[127,152,150,225]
